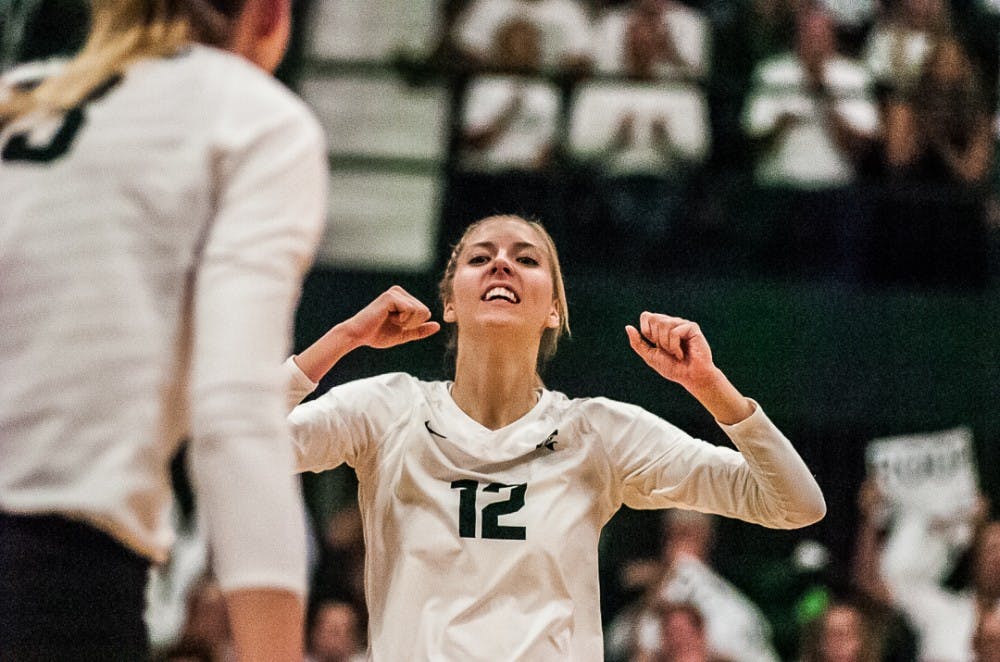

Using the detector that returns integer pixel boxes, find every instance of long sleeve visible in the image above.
[596,398,825,529]
[186,64,326,595]
[286,372,416,475]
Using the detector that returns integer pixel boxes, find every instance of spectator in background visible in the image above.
[848,480,919,662]
[169,576,237,662]
[607,511,780,662]
[741,6,878,282]
[863,0,952,97]
[870,36,992,289]
[445,19,561,235]
[568,0,710,270]
[632,601,727,662]
[975,599,1000,662]
[971,525,1000,662]
[854,475,999,662]
[796,601,881,662]
[306,599,366,662]
[310,504,367,623]
[591,0,710,82]
[452,0,593,73]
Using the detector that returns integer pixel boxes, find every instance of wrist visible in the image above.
[334,318,369,351]
[685,368,754,425]
[684,366,728,395]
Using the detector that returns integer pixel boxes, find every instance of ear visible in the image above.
[545,302,560,330]
[443,300,456,323]
[228,0,291,72]
[251,0,287,36]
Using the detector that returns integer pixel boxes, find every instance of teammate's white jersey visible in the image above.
[0,45,325,594]
[285,362,825,661]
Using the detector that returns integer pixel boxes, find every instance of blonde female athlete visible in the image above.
[0,1,324,660]
[282,214,826,661]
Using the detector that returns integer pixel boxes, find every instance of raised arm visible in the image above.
[626,311,753,424]
[623,312,826,528]
[292,285,440,383]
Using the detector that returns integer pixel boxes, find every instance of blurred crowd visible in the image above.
[430,0,1000,289]
[146,469,999,661]
[5,0,1000,289]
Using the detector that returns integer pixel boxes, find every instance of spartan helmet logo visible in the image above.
[536,429,558,451]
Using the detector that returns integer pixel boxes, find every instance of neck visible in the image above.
[451,336,541,430]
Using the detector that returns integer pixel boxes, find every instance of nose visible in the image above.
[490,254,513,274]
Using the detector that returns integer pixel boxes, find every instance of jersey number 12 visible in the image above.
[450,480,527,540]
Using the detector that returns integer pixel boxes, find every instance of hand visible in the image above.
[625,312,715,388]
[613,114,636,148]
[343,285,439,350]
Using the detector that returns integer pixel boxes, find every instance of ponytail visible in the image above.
[0,0,242,126]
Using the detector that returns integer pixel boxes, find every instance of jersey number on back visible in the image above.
[1,75,121,164]
[450,480,527,540]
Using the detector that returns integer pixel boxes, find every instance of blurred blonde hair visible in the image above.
[0,0,241,126]
[438,215,570,375]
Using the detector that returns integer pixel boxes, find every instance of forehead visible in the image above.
[463,218,545,249]
[825,606,859,625]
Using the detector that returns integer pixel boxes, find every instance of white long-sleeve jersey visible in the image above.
[285,363,825,661]
[0,45,326,595]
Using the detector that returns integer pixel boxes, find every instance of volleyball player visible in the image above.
[0,1,325,659]
[282,214,826,660]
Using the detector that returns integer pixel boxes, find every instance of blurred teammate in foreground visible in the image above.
[0,1,326,659]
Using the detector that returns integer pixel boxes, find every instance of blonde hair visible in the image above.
[0,0,240,126]
[437,215,571,374]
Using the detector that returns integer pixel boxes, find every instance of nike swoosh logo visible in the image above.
[425,420,447,439]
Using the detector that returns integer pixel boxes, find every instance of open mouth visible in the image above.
[482,286,520,303]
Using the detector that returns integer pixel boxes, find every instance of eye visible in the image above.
[468,254,489,265]
[517,256,539,266]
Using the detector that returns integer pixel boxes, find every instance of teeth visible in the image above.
[484,287,517,303]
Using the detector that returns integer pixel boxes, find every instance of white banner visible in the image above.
[865,426,978,520]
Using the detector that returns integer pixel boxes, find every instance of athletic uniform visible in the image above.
[0,44,325,656]
[284,362,825,662]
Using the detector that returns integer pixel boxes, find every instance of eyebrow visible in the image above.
[467,241,540,252]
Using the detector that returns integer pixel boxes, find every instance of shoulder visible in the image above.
[178,45,322,140]
[544,392,657,432]
[302,373,428,426]
[329,371,426,399]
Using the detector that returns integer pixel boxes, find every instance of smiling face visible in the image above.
[439,216,569,369]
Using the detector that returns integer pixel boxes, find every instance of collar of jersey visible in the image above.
[432,382,552,458]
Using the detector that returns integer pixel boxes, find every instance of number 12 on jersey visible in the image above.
[450,480,527,540]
